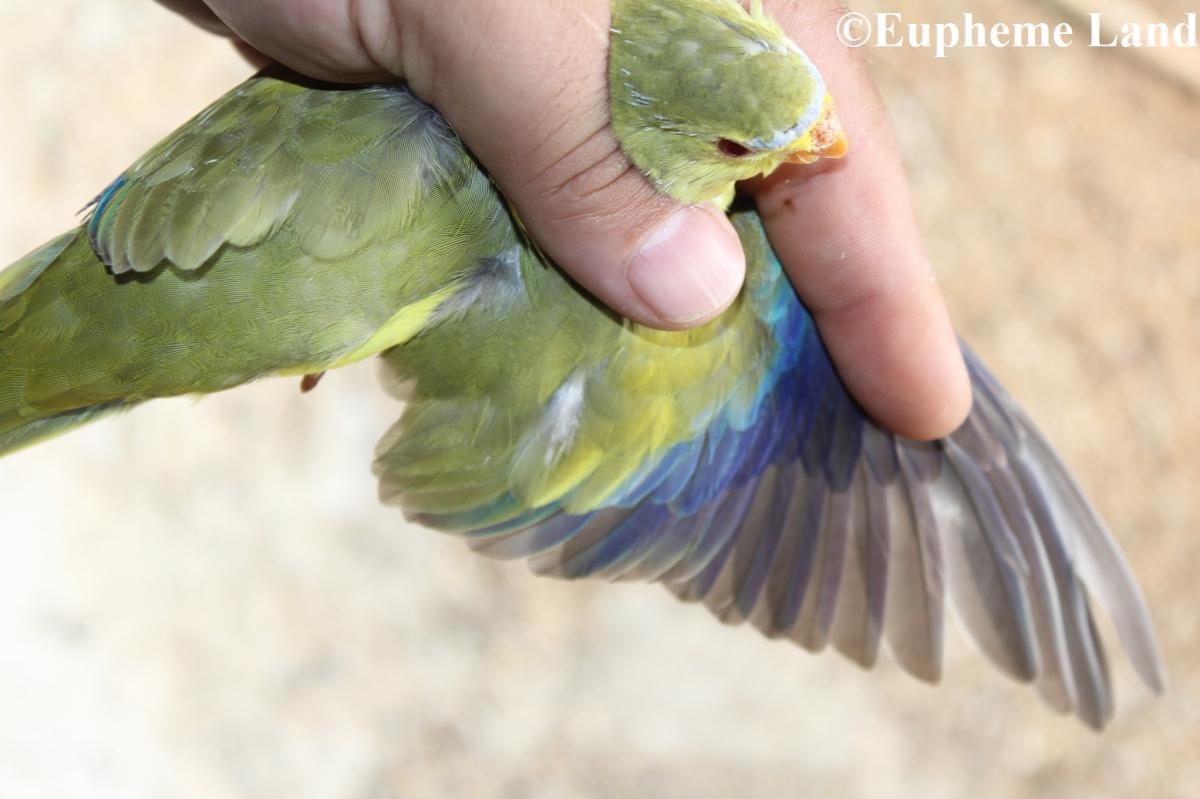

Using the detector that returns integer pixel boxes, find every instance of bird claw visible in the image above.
[300,372,325,393]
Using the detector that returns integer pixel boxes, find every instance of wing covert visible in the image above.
[87,67,464,274]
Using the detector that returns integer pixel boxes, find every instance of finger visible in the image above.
[152,0,234,36]
[183,0,396,82]
[232,41,272,70]
[153,1,305,73]
[745,2,972,440]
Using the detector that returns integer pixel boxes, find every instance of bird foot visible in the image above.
[300,372,326,393]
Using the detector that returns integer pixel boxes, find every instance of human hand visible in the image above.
[154,0,970,440]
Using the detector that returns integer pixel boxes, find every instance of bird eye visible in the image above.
[717,138,752,158]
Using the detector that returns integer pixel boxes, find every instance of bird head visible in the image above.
[609,0,848,207]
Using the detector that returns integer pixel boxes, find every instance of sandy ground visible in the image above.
[0,1,1197,797]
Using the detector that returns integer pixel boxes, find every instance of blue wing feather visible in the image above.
[404,211,1163,729]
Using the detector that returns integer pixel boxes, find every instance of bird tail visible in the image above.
[0,230,135,457]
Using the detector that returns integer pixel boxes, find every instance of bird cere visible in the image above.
[0,0,1165,729]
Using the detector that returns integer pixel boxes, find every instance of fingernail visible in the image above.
[626,206,745,324]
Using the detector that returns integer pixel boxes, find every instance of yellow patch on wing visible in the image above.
[522,446,607,509]
[279,284,460,377]
[516,308,764,514]
[328,285,461,368]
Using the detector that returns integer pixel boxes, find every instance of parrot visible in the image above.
[0,0,1166,728]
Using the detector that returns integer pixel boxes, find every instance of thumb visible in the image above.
[397,0,746,328]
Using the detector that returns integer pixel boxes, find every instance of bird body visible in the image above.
[0,0,1165,728]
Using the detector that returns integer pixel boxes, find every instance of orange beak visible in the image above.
[784,100,849,165]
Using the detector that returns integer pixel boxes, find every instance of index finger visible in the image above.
[745,2,971,441]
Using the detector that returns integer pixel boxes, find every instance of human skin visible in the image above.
[154,0,971,440]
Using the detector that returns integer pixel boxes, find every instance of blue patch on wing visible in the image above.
[454,239,870,584]
[85,174,126,252]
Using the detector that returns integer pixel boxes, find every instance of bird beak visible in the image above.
[784,94,849,165]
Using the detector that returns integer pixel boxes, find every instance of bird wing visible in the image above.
[86,67,470,274]
[376,211,1166,729]
[1,71,512,447]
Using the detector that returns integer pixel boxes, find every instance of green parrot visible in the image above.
[0,0,1165,727]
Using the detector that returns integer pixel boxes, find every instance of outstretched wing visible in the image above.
[375,211,1165,728]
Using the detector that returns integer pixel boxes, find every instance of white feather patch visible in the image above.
[540,373,586,467]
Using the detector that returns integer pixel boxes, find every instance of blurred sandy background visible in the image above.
[0,0,1197,796]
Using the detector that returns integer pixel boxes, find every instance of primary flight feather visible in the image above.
[0,0,1165,728]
